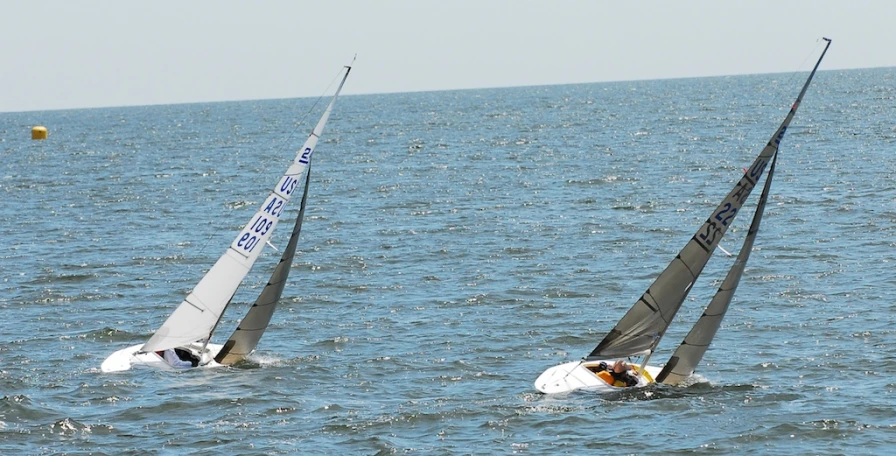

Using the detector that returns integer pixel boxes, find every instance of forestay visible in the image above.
[141,66,352,354]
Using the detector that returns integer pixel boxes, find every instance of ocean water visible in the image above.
[1,66,895,454]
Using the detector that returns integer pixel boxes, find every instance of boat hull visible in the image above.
[100,343,223,373]
[534,360,662,394]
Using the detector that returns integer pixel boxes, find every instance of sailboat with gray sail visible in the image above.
[101,64,352,372]
[535,39,831,394]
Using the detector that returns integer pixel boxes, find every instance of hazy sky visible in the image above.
[2,1,892,112]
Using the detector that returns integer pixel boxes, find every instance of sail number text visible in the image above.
[230,193,286,256]
[695,156,769,251]
[281,177,299,198]
[236,215,274,252]
[697,203,737,247]
[298,146,313,165]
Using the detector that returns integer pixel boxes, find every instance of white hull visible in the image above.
[534,360,662,394]
[101,343,224,373]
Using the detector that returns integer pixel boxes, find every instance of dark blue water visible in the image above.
[2,67,895,454]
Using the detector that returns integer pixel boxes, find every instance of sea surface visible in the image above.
[1,66,895,455]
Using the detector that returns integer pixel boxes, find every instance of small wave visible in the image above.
[87,327,147,342]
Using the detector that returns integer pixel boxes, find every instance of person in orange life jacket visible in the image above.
[610,360,639,387]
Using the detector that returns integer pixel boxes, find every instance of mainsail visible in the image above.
[141,66,352,354]
[585,38,832,363]
[214,164,313,364]
[656,152,778,384]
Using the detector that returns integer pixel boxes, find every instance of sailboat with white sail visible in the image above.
[101,64,352,372]
[534,38,831,394]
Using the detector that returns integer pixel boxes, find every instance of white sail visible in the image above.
[141,66,352,354]
[214,164,313,364]
[657,152,778,385]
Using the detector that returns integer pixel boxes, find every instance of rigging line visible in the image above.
[234,66,348,279]
[248,65,347,213]
[204,66,347,251]
[771,38,828,115]
[718,39,825,249]
[274,65,351,166]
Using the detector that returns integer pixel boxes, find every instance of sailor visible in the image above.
[610,360,639,387]
[158,348,194,369]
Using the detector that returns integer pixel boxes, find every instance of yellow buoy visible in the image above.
[32,126,48,140]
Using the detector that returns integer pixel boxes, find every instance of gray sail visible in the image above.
[586,38,831,361]
[214,162,313,364]
[215,165,312,364]
[656,152,777,384]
